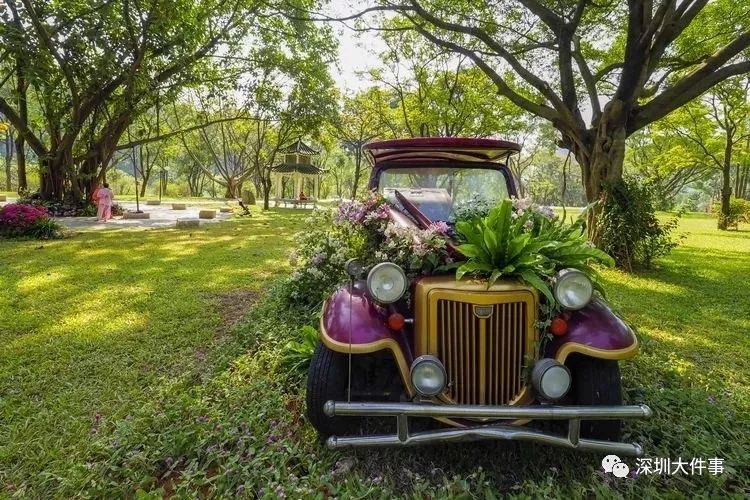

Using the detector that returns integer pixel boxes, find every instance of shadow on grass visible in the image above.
[0,210,309,490]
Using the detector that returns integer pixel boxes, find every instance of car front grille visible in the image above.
[435,299,528,405]
[415,278,537,406]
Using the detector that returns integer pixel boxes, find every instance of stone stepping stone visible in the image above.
[172,203,187,210]
[219,206,232,213]
[199,210,216,219]
[176,218,200,228]
[0,195,6,201]
[146,200,161,205]
[123,211,150,219]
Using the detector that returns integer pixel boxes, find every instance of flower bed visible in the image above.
[0,203,64,239]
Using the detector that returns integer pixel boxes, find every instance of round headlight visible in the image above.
[531,358,572,401]
[410,355,447,397]
[366,262,407,304]
[553,269,593,310]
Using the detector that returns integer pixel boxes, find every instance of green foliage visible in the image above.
[455,200,614,302]
[597,179,682,270]
[713,197,750,228]
[280,325,319,373]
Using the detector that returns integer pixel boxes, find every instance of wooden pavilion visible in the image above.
[272,138,324,208]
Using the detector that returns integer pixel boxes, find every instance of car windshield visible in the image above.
[378,166,510,222]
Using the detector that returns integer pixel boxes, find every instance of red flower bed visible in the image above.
[0,203,62,239]
[0,203,50,228]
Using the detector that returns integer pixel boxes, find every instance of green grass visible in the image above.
[0,210,309,494]
[1,212,749,497]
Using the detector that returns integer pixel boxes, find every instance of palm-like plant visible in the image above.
[455,200,614,303]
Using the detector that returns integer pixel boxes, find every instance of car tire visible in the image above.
[306,343,359,438]
[569,356,623,441]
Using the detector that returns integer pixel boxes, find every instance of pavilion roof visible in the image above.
[271,163,325,175]
[279,138,319,155]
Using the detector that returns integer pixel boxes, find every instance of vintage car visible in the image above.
[306,138,651,456]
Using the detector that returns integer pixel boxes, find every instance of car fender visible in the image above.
[548,298,639,363]
[319,281,414,393]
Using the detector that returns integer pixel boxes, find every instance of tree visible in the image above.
[245,40,337,209]
[625,125,714,208]
[333,91,384,199]
[369,28,524,139]
[347,0,750,238]
[176,95,255,198]
[666,77,750,229]
[0,0,319,203]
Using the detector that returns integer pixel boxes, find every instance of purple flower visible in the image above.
[428,221,450,235]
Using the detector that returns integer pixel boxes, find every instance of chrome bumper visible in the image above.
[324,401,652,456]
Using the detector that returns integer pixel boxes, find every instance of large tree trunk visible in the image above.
[4,129,13,191]
[261,176,271,210]
[224,178,241,198]
[718,140,733,230]
[15,134,26,193]
[15,61,28,193]
[40,155,68,201]
[567,101,628,244]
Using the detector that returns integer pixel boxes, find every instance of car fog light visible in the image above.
[410,355,447,397]
[553,269,593,310]
[531,358,571,402]
[367,262,407,304]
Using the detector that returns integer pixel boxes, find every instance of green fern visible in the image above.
[454,200,614,304]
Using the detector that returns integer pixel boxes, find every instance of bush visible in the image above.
[596,179,681,270]
[0,203,64,239]
[17,191,96,217]
[713,197,750,229]
[281,194,450,308]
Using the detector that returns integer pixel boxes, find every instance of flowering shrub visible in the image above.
[282,193,452,307]
[0,203,64,239]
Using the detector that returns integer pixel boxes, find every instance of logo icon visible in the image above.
[602,454,630,478]
[473,305,493,318]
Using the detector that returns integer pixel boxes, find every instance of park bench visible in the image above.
[276,198,316,208]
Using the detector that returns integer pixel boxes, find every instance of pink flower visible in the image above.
[428,221,450,235]
[0,203,50,228]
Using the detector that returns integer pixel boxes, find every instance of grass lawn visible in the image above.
[0,210,307,494]
[1,211,748,497]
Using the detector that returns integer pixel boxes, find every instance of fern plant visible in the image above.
[454,200,614,303]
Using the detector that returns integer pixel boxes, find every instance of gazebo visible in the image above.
[272,138,324,208]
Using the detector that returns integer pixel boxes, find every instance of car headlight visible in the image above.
[553,269,593,310]
[531,358,571,402]
[410,355,447,397]
[366,262,407,304]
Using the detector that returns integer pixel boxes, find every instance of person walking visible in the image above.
[95,183,114,222]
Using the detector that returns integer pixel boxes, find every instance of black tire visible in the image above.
[306,343,358,438]
[569,356,623,441]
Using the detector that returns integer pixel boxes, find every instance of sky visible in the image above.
[325,1,387,94]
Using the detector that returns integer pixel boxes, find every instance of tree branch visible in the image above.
[632,53,750,133]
